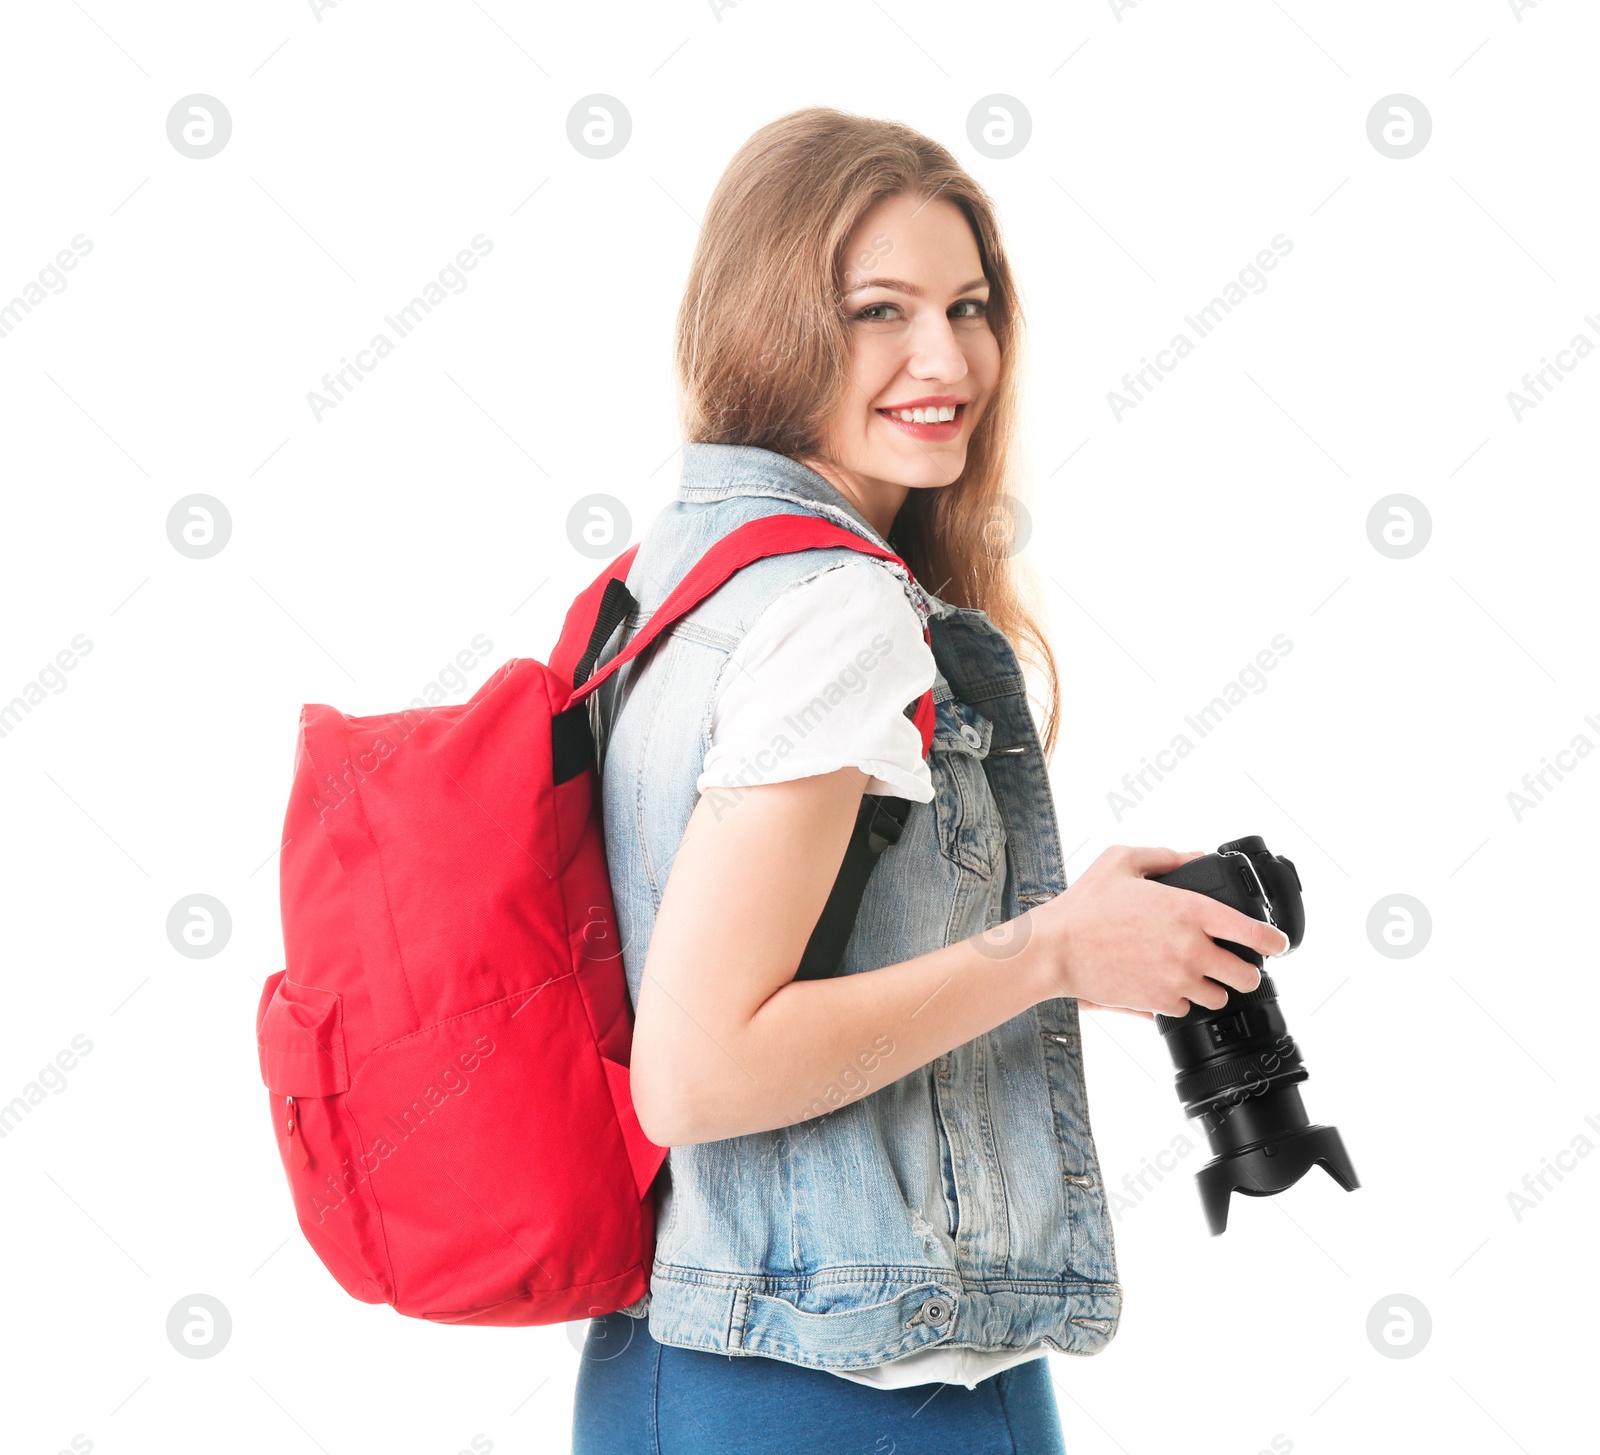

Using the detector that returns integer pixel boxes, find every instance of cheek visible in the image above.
[846,348,899,428]
[967,331,1001,388]
[851,337,899,393]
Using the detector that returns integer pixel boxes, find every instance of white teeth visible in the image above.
[887,405,958,423]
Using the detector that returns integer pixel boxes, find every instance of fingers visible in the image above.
[1167,981,1230,1017]
[1194,939,1263,997]
[1154,937,1265,1018]
[1080,1001,1156,1021]
[1197,900,1290,960]
[1118,845,1197,876]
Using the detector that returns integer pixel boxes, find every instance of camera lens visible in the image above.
[1156,970,1308,1155]
[1148,838,1358,1233]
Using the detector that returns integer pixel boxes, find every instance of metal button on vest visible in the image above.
[919,1297,952,1327]
[959,723,982,749]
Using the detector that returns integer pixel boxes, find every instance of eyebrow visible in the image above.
[844,276,990,298]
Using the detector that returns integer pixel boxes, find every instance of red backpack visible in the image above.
[257,514,936,1326]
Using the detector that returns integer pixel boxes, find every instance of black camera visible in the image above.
[1148,835,1358,1234]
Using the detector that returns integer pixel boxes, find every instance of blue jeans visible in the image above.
[571,1310,1069,1454]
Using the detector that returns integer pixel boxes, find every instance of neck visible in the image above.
[798,456,905,539]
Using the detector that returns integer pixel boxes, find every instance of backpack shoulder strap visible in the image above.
[553,512,939,982]
[558,514,935,755]
[793,792,914,981]
[549,543,641,691]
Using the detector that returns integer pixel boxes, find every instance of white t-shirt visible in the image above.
[830,1339,1048,1391]
[695,557,1047,1391]
[696,558,936,803]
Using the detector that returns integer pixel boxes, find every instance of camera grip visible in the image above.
[1147,852,1272,968]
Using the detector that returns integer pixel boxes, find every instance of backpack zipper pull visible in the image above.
[285,1095,311,1169]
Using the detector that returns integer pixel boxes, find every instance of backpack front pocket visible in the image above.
[257,971,348,1099]
[256,971,391,1306]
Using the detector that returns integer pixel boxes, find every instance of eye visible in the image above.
[951,299,989,319]
[852,301,901,322]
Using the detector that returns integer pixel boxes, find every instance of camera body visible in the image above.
[1149,834,1305,963]
[1147,835,1358,1234]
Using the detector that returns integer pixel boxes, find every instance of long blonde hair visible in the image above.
[674,106,1061,757]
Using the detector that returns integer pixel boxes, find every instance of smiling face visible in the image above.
[803,192,1001,537]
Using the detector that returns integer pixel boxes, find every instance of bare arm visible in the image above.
[627,768,1290,1147]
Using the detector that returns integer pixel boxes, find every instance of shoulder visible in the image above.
[700,557,937,802]
[630,500,934,638]
[777,554,924,618]
[731,557,929,673]
[722,546,933,645]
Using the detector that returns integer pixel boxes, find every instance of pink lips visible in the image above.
[876,401,966,442]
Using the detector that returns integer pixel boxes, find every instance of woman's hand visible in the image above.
[1075,1001,1155,1021]
[1029,845,1290,1019]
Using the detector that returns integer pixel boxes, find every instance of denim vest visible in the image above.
[591,443,1122,1373]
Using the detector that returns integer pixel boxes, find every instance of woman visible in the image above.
[572,107,1286,1454]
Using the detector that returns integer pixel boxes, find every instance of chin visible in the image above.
[882,452,967,489]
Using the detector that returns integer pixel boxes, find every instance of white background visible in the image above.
[1,2,1594,1452]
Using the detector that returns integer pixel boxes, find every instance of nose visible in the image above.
[904,310,968,384]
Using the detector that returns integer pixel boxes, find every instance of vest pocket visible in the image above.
[929,697,1004,877]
